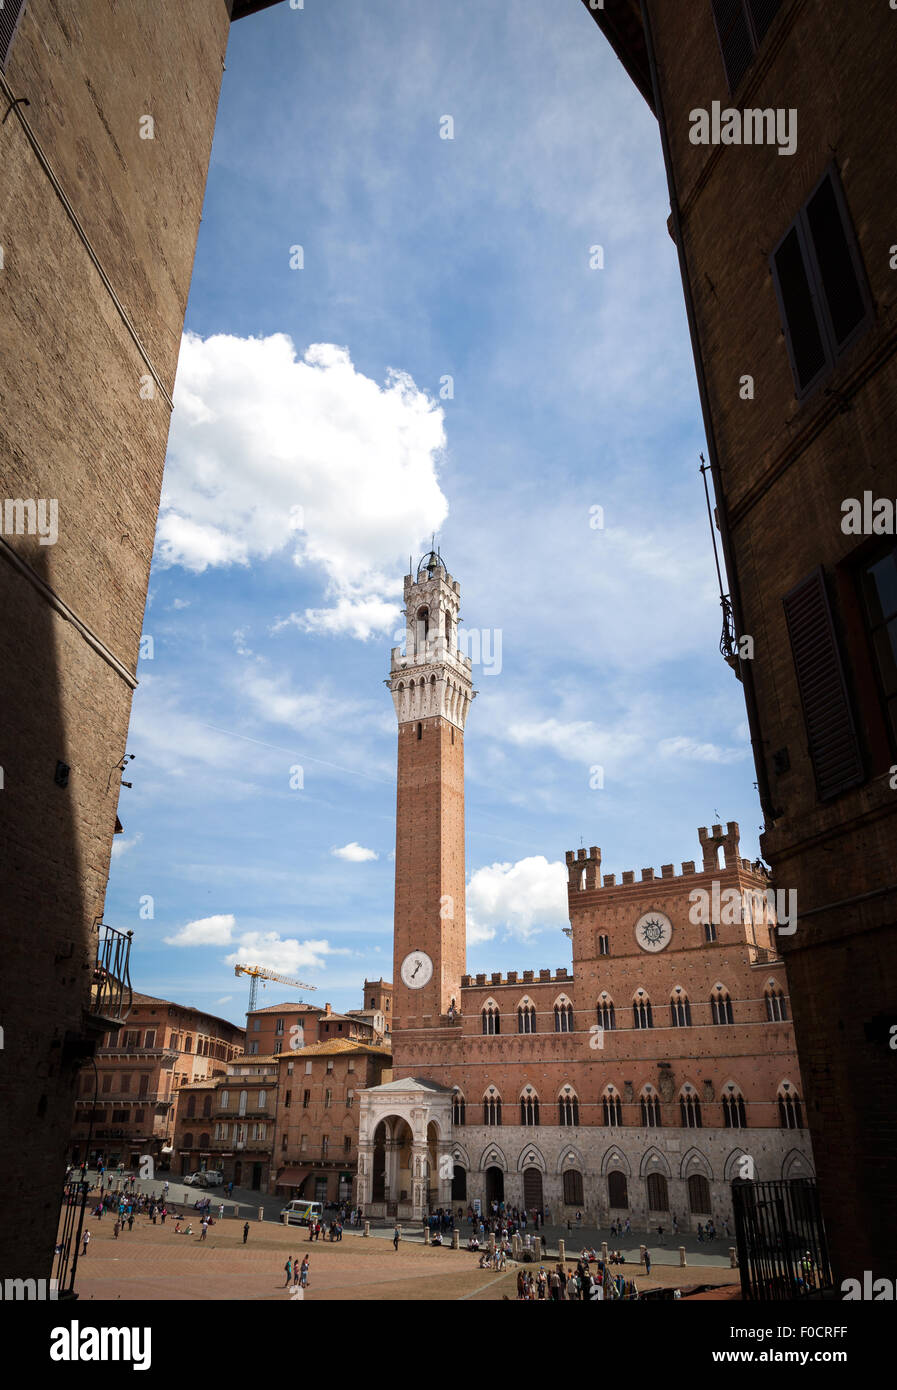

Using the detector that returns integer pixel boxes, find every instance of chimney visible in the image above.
[325,1002,332,1016]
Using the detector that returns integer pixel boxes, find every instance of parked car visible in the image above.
[184,1172,206,1187]
[280,1199,325,1227]
[203,1170,224,1187]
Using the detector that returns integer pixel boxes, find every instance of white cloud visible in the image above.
[657,736,748,765]
[111,832,142,860]
[225,932,349,975]
[467,856,568,942]
[504,716,643,769]
[215,996,233,1006]
[164,914,236,947]
[332,842,379,862]
[158,333,448,634]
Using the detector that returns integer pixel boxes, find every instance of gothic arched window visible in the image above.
[602,1089,622,1126]
[633,992,653,1029]
[451,1091,466,1126]
[563,1169,584,1205]
[711,986,734,1024]
[680,1089,702,1128]
[778,1084,802,1129]
[765,985,788,1021]
[558,1089,579,1126]
[640,1088,662,1127]
[554,999,574,1033]
[483,1089,502,1126]
[670,989,692,1027]
[481,1004,500,1036]
[520,1092,540,1126]
[722,1088,747,1128]
[517,1001,536,1034]
[596,995,616,1030]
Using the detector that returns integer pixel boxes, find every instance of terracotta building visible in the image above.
[69,994,244,1170]
[245,1000,378,1057]
[581,0,897,1279]
[356,557,812,1226]
[0,0,283,1285]
[174,1056,279,1192]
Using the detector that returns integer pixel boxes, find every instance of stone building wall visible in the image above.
[0,0,232,1282]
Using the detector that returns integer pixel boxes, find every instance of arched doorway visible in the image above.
[451,1165,467,1201]
[485,1166,504,1206]
[371,1117,413,1215]
[523,1166,543,1213]
[608,1170,628,1209]
[646,1171,670,1211]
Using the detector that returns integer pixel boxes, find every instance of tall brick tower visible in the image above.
[388,552,474,1032]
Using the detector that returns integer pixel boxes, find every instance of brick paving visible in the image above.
[63,1209,742,1301]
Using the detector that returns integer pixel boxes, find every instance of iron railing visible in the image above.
[89,924,133,1026]
[54,1180,89,1299]
[732,1178,833,1300]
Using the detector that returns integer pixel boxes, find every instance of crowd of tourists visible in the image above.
[514,1252,653,1301]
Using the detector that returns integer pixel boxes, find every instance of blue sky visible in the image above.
[105,0,762,1026]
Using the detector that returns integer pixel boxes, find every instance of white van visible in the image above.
[280,1199,325,1227]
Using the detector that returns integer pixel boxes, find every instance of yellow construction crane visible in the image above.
[233,963,317,1015]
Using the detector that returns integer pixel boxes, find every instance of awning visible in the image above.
[276,1167,311,1187]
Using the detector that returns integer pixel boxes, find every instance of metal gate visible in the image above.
[54,1180,89,1299]
[732,1178,832,1300]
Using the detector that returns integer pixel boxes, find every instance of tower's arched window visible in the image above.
[765,984,788,1021]
[596,994,616,1030]
[722,1086,747,1129]
[680,1087,702,1128]
[640,1087,662,1127]
[602,1087,622,1126]
[554,998,574,1033]
[633,991,653,1029]
[711,986,734,1025]
[517,1000,536,1034]
[670,988,692,1027]
[520,1090,540,1126]
[483,1088,502,1126]
[778,1083,802,1129]
[481,1003,500,1036]
[416,606,429,650]
[445,609,452,646]
[558,1087,579,1126]
[451,1089,466,1126]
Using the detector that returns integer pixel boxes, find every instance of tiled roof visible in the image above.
[247,1002,321,1015]
[282,1039,392,1059]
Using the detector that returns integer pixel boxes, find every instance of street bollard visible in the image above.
[640,1244,647,1267]
[512,1234,521,1260]
[679,1245,687,1267]
[452,1229,459,1249]
[601,1241,608,1264]
[558,1239,565,1265]
[534,1236,541,1260]
[258,1207,264,1222]
[730,1246,738,1268]
[424,1226,431,1245]
[364,1221,370,1238]
[488,1232,496,1254]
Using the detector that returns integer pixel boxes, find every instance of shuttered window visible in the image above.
[771,167,871,398]
[0,0,27,71]
[783,568,864,800]
[859,543,897,750]
[711,0,783,91]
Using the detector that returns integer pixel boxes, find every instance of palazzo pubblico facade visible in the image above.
[356,555,814,1228]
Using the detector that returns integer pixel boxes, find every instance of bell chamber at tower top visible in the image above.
[388,552,475,732]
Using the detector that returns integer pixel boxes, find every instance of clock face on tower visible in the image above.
[634,910,673,953]
[400,950,434,989]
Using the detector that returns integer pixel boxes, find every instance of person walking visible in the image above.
[127,1212,134,1232]
[393,1225,400,1252]
[300,1255,309,1288]
[243,1221,250,1244]
[219,1203,225,1222]
[643,1249,652,1277]
[113,1219,120,1239]
[200,1219,209,1241]
[81,1230,90,1257]
[160,1207,167,1224]
[657,1225,665,1246]
[284,1255,293,1287]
